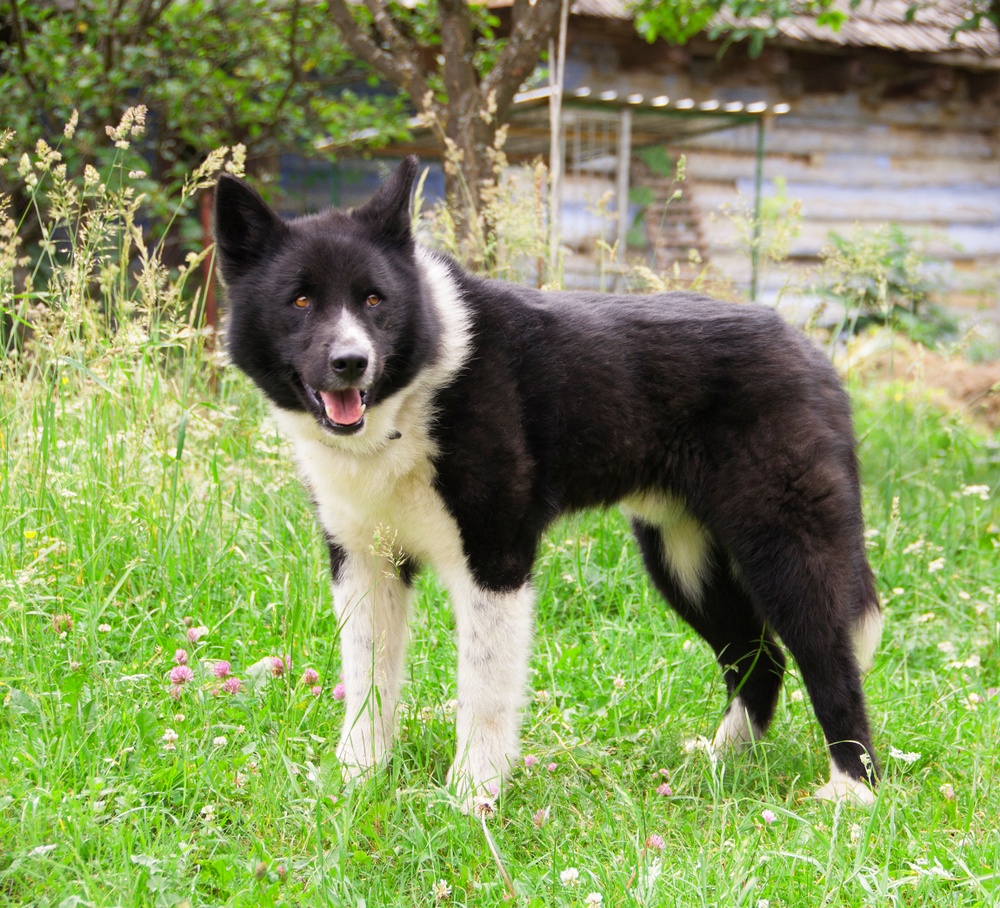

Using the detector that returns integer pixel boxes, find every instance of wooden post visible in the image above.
[750,115,766,303]
[548,0,569,285]
[615,106,633,289]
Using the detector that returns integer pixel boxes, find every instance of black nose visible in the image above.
[329,350,369,383]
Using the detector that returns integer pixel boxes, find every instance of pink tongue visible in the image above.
[319,389,364,425]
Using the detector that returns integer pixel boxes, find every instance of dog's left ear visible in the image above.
[354,156,418,247]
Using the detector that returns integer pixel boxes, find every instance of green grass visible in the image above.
[1,340,999,908]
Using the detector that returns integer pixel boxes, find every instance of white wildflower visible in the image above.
[947,654,981,670]
[560,867,580,886]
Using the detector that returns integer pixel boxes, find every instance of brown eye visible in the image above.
[293,295,310,309]
[365,293,381,307]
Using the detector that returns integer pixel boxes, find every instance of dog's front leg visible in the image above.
[331,544,411,781]
[447,581,535,808]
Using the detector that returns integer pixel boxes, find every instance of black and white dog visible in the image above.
[214,157,882,807]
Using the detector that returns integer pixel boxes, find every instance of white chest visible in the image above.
[274,406,467,578]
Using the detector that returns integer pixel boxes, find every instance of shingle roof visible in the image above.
[559,0,1000,59]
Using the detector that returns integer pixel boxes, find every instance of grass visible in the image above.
[1,120,999,906]
[1,328,998,908]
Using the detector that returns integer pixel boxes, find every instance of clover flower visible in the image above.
[168,665,193,685]
[560,868,580,886]
[221,676,242,695]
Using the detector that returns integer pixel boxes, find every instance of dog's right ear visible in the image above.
[214,174,287,282]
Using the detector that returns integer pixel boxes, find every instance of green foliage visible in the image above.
[819,224,957,346]
[0,0,408,201]
[633,0,997,54]
[633,0,842,53]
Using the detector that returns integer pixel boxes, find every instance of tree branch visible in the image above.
[8,0,39,93]
[328,0,431,107]
[438,0,480,112]
[482,0,563,120]
[266,0,302,136]
[362,0,414,61]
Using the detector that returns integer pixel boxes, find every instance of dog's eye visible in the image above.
[365,293,381,308]
[292,295,311,309]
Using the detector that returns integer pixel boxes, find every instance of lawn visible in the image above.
[1,322,998,907]
[2,125,1000,907]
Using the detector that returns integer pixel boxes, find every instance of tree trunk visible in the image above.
[327,0,564,264]
[440,94,500,265]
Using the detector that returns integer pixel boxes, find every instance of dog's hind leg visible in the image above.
[631,518,786,754]
[330,541,413,782]
[734,540,881,804]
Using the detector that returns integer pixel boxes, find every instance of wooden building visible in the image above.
[305,1,999,314]
[536,0,1000,312]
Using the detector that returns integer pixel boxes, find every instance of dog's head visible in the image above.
[214,156,438,438]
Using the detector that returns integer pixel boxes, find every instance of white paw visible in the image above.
[337,755,376,785]
[814,772,876,805]
[446,760,504,813]
[336,726,388,783]
[711,698,758,753]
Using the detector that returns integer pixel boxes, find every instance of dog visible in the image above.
[214,157,882,808]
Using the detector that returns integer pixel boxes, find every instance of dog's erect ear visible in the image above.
[353,156,418,247]
[214,174,287,282]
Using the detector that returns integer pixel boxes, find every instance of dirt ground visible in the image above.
[842,332,1000,432]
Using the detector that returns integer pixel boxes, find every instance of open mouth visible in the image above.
[299,378,369,435]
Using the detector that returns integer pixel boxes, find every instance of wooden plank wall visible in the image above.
[565,26,1000,314]
[680,107,1000,312]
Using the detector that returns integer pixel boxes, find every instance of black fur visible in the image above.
[216,157,881,791]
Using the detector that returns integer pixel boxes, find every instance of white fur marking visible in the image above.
[853,608,884,674]
[815,760,876,805]
[271,249,495,794]
[621,491,712,605]
[711,696,760,753]
[333,309,376,371]
[333,550,412,778]
[447,581,535,809]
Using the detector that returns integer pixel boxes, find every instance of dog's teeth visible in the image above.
[359,404,366,417]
